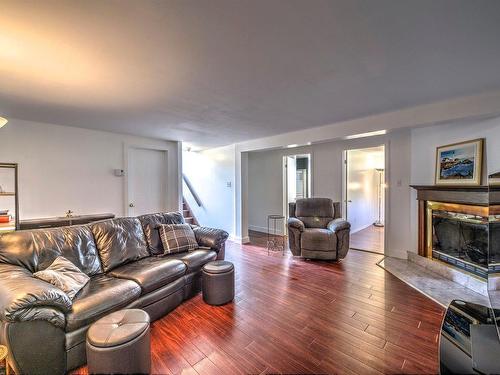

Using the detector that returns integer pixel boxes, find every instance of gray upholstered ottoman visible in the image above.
[86,309,151,375]
[202,260,235,305]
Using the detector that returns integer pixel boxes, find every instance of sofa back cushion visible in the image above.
[0,225,103,275]
[296,198,335,229]
[91,217,149,272]
[138,212,185,255]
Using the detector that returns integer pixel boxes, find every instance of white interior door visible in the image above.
[128,147,167,216]
[346,151,366,233]
[286,156,297,206]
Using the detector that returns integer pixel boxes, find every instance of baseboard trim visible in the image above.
[229,235,250,244]
[248,224,285,236]
[350,222,376,235]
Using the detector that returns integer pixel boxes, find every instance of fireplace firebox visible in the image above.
[428,201,488,278]
[411,185,490,282]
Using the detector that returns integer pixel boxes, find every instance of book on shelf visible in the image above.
[0,214,12,223]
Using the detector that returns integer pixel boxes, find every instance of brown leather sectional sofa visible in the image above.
[0,211,228,375]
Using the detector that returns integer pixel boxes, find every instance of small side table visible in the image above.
[267,215,285,256]
[0,345,10,375]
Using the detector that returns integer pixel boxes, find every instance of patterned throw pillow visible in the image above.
[158,224,198,254]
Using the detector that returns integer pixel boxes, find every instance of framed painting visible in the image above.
[435,139,484,186]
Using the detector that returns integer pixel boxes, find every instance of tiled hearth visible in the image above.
[378,255,489,308]
[407,251,487,295]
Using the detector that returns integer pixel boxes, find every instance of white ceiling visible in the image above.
[1,0,500,147]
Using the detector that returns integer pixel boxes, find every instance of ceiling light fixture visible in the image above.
[0,117,8,128]
[286,142,312,149]
[344,129,387,140]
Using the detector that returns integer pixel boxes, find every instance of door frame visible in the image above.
[123,144,169,217]
[282,153,312,221]
[342,143,389,254]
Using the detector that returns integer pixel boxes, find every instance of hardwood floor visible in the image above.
[350,225,385,254]
[72,235,444,374]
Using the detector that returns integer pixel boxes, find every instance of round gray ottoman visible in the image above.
[86,309,151,375]
[202,260,235,305]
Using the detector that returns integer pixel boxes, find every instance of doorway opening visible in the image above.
[283,154,311,220]
[343,146,385,254]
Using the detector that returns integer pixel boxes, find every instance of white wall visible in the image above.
[182,145,236,236]
[247,129,411,258]
[246,116,500,259]
[411,116,500,184]
[237,91,500,152]
[0,118,181,220]
[409,115,500,252]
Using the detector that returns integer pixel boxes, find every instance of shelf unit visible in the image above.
[0,163,19,232]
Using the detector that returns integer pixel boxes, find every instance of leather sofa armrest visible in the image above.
[0,263,72,324]
[287,217,305,232]
[191,226,229,252]
[327,218,351,233]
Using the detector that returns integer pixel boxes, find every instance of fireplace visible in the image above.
[427,201,488,279]
[412,185,489,282]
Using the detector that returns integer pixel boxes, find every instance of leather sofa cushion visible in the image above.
[138,212,185,255]
[296,198,335,229]
[66,274,141,332]
[0,263,73,324]
[300,228,337,251]
[0,225,102,276]
[91,218,149,272]
[109,257,187,294]
[191,226,229,250]
[163,249,217,274]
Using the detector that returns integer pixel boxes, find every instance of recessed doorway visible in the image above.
[343,146,385,254]
[283,154,311,220]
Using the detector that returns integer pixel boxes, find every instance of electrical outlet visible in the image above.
[226,181,232,188]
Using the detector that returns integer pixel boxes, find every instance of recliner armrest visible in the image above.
[191,226,229,252]
[327,218,351,233]
[0,263,72,325]
[287,217,305,232]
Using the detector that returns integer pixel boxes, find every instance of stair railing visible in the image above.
[182,174,202,207]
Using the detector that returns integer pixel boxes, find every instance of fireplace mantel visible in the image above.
[410,185,489,206]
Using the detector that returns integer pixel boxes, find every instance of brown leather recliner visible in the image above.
[288,198,351,260]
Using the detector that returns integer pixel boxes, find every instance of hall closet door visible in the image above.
[127,147,167,216]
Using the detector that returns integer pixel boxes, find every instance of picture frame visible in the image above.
[435,139,484,186]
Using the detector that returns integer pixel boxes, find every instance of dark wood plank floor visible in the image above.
[351,225,385,254]
[72,233,444,374]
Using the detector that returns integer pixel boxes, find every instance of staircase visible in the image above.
[182,198,199,226]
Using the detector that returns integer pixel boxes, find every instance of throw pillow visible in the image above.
[33,256,90,300]
[158,223,198,254]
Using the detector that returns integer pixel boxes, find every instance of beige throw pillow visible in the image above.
[33,256,90,300]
